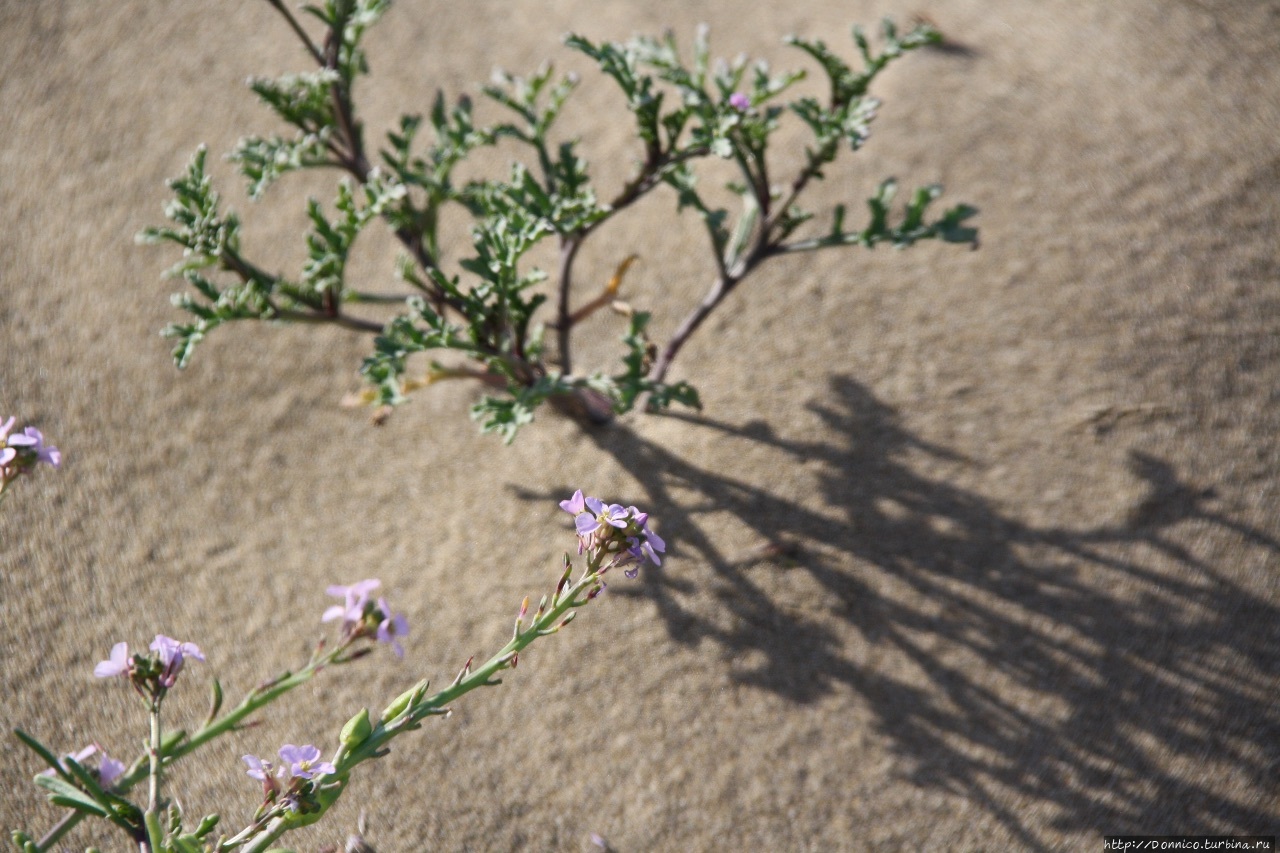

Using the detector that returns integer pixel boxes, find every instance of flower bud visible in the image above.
[341,707,373,746]
[381,688,416,723]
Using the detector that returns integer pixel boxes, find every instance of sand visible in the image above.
[2,0,1278,849]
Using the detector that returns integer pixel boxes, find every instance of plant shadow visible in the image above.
[516,375,1280,847]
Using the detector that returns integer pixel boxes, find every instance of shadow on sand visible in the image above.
[517,375,1279,847]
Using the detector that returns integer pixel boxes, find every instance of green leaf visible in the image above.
[663,164,728,258]
[301,174,407,298]
[138,147,242,276]
[724,186,760,269]
[33,775,110,818]
[249,69,341,133]
[776,180,978,253]
[230,131,336,199]
[469,374,575,443]
[13,729,72,781]
[471,395,536,443]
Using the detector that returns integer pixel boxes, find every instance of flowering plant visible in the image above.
[0,417,60,505]
[10,492,661,852]
[141,0,976,442]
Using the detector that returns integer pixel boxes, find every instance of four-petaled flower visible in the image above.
[375,599,409,659]
[99,753,125,787]
[728,92,751,111]
[94,642,132,680]
[322,578,381,625]
[586,497,628,530]
[558,489,587,516]
[561,489,601,537]
[0,417,61,488]
[8,426,61,469]
[243,753,279,783]
[150,634,205,688]
[278,743,335,780]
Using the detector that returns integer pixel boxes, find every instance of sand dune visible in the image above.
[3,1,1277,849]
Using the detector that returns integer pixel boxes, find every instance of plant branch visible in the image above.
[264,0,325,66]
[648,273,735,387]
[323,9,371,178]
[35,812,79,851]
[760,144,834,242]
[218,249,384,333]
[555,236,582,372]
[275,308,385,333]
[587,145,707,240]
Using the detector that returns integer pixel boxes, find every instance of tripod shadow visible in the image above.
[517,375,1280,846]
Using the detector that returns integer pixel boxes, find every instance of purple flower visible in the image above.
[243,753,286,798]
[559,489,586,516]
[586,497,628,529]
[40,745,97,778]
[728,92,751,111]
[0,418,61,484]
[375,598,409,659]
[8,427,61,468]
[150,635,205,688]
[323,578,381,624]
[575,512,601,536]
[94,642,131,679]
[98,753,125,787]
[627,526,666,573]
[563,494,664,578]
[561,489,601,536]
[611,509,664,577]
[278,744,335,780]
[243,753,276,782]
[41,744,124,787]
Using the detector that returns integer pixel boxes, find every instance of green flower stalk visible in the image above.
[226,491,659,852]
[12,491,663,853]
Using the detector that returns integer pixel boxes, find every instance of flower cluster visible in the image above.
[323,578,409,658]
[243,744,336,813]
[0,416,60,495]
[559,490,664,578]
[94,634,206,698]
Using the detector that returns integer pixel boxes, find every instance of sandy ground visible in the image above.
[2,0,1278,850]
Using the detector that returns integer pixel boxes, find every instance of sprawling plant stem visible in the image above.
[27,643,359,851]
[227,564,606,852]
